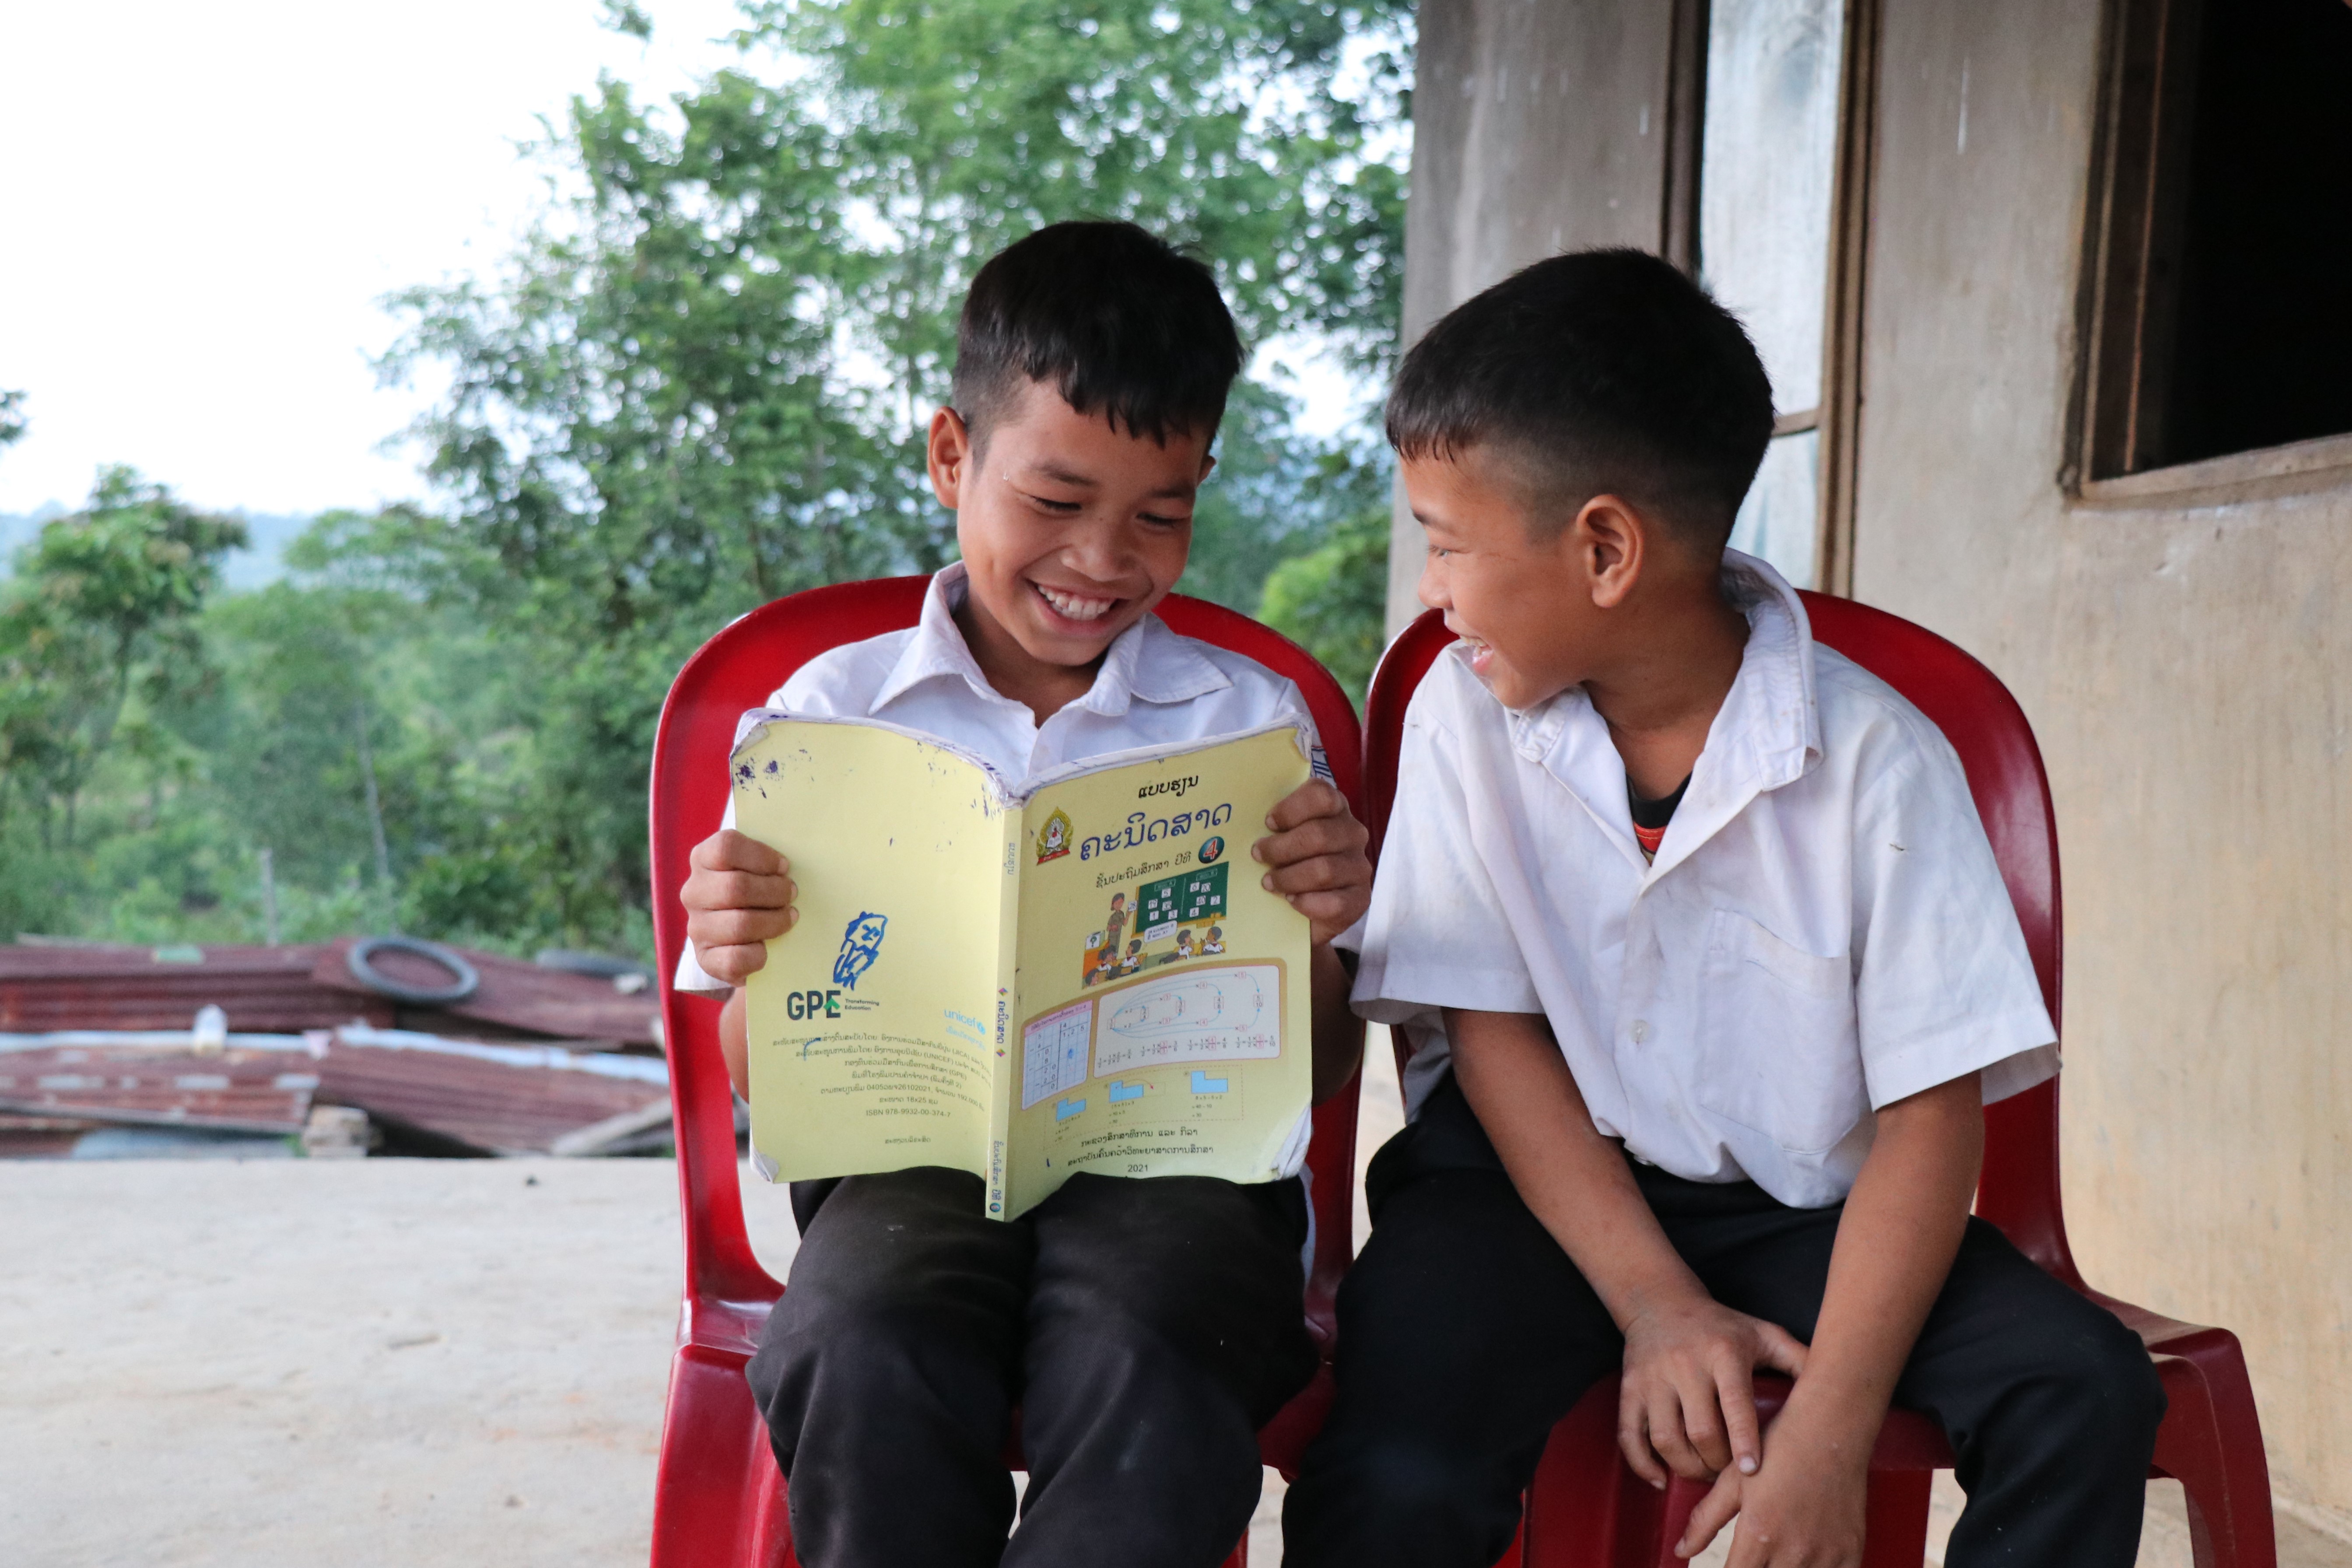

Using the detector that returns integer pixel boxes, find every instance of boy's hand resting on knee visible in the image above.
[1251,780,1372,944]
[681,829,798,985]
[1619,1294,1808,1487]
[1668,1077,1988,1566]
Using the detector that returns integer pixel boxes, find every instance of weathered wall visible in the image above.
[1854,0,2352,1527]
[1387,0,1679,631]
[1395,0,2352,1530]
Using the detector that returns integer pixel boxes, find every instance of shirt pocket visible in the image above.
[1693,909,1867,1156]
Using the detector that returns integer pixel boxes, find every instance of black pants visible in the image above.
[1283,1076,2165,1568]
[745,1166,1315,1568]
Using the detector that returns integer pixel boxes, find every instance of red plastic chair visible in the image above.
[646,577,1365,1568]
[1362,598,2277,1568]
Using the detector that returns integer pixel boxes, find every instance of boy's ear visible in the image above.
[1574,494,1646,610]
[928,406,973,509]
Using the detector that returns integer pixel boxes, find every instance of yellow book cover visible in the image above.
[731,716,1316,1220]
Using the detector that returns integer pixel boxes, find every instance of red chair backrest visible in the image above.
[1362,598,2081,1287]
[651,578,1369,1329]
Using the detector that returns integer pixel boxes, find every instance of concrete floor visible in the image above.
[1,1158,718,1568]
[5,1037,2346,1568]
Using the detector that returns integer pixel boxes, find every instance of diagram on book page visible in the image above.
[1021,998,1094,1110]
[1092,965,1281,1075]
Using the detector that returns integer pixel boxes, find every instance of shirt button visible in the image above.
[1630,1019,1651,1044]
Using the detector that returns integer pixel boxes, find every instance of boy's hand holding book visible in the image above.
[1253,779,1372,946]
[681,828,798,986]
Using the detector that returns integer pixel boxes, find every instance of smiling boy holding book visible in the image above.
[674,220,1372,1568]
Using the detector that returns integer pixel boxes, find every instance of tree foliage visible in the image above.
[1256,489,1391,704]
[0,467,245,849]
[385,0,1408,635]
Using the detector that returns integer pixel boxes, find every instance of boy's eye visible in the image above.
[1138,510,1191,529]
[1020,490,1084,514]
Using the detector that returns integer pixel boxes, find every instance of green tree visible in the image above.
[0,388,25,451]
[0,467,245,849]
[364,0,1411,947]
[1257,491,1391,705]
[386,0,1408,631]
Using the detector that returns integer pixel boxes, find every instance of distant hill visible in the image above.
[0,507,316,591]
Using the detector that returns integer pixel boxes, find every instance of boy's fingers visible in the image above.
[1252,812,1367,869]
[1618,1387,1669,1489]
[1675,1468,1743,1561]
[1284,888,1367,925]
[695,942,770,986]
[1713,1355,1764,1475]
[1264,779,1348,831]
[689,906,798,948]
[1754,1321,1810,1379]
[1647,1389,1710,1480]
[1260,852,1366,896]
[693,829,789,877]
[1682,1383,1733,1476]
[684,869,797,913]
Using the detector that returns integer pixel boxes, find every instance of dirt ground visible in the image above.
[4,1038,2344,1568]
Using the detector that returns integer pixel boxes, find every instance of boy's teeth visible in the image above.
[1038,584,1115,621]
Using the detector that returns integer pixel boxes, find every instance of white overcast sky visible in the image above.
[0,1,1375,529]
[0,0,747,517]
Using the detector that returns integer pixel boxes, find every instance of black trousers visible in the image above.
[745,1165,1315,1568]
[1284,1076,2165,1568]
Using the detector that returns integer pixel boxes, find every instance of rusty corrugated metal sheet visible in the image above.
[311,939,658,1045]
[0,945,392,1035]
[311,1028,668,1156]
[0,1041,317,1132]
[0,940,657,1045]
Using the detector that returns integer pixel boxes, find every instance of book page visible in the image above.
[1001,724,1315,1217]
[732,716,1006,1186]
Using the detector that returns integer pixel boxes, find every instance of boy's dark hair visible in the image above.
[953,221,1243,450]
[1386,249,1775,550]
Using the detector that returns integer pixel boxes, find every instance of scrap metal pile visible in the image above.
[0,937,674,1160]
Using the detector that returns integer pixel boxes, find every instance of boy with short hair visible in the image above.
[1283,250,2163,1568]
[679,221,1373,1568]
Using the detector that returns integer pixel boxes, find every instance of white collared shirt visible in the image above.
[1353,552,2056,1209]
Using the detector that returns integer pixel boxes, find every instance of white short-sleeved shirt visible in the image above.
[1353,551,2056,1209]
[675,562,1323,1177]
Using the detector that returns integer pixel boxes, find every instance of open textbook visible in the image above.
[731,714,1317,1220]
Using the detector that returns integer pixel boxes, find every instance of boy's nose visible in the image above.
[1416,559,1449,611]
[1059,527,1133,581]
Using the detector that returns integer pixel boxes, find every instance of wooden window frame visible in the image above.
[1665,0,1881,597]
[2067,0,2352,508]
[1813,0,1879,596]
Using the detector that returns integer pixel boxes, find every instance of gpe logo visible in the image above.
[785,989,843,1021]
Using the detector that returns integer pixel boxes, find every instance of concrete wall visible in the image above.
[1395,0,2352,1532]
[1853,0,2352,1529]
[1387,0,1680,630]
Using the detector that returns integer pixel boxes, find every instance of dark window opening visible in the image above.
[2083,0,2352,479]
